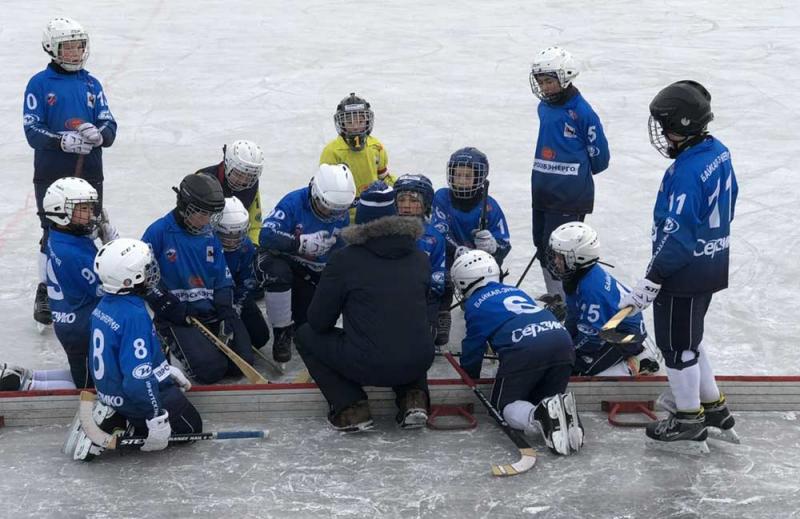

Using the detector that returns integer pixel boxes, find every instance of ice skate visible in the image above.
[397,389,428,430]
[561,392,584,453]
[434,311,451,347]
[33,282,52,331]
[272,326,293,365]
[329,400,374,433]
[534,394,571,455]
[0,363,33,391]
[703,394,740,444]
[645,409,710,455]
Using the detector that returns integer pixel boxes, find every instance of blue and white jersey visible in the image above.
[46,229,102,342]
[647,136,738,296]
[460,281,572,377]
[417,221,446,297]
[23,64,117,183]
[142,211,232,316]
[91,294,173,420]
[430,188,511,264]
[565,264,645,354]
[224,237,259,306]
[259,186,349,272]
[530,90,609,214]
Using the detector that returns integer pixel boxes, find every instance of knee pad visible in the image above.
[258,255,293,292]
[663,348,699,370]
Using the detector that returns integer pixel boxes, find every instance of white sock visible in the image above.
[666,351,701,411]
[541,267,564,299]
[697,344,721,403]
[596,361,633,377]
[265,289,293,328]
[38,252,48,283]
[503,399,536,433]
[33,368,75,382]
[29,378,76,390]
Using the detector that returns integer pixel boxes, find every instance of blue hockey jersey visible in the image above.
[565,264,645,354]
[91,294,173,420]
[142,211,232,316]
[460,281,573,378]
[646,136,738,296]
[430,188,511,264]
[259,186,349,272]
[46,229,102,342]
[23,63,117,183]
[223,237,259,307]
[417,221,446,297]
[530,89,609,214]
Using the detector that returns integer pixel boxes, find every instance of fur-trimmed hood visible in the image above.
[340,215,423,259]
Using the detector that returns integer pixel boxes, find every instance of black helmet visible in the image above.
[174,174,225,234]
[334,92,374,151]
[649,80,713,157]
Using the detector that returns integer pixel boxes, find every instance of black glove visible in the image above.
[145,286,189,326]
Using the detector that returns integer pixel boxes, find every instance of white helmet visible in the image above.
[547,221,600,280]
[224,140,264,191]
[41,17,90,72]
[529,46,579,101]
[310,164,356,222]
[94,239,160,294]
[214,197,250,251]
[451,250,501,300]
[43,177,99,232]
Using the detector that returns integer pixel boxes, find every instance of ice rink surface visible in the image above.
[1,1,799,517]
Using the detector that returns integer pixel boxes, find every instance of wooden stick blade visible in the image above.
[601,307,633,332]
[491,448,537,477]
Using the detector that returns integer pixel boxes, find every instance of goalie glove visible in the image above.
[618,278,661,316]
[168,365,192,392]
[298,230,337,258]
[472,229,498,254]
[60,132,92,155]
[141,410,171,452]
[76,122,103,147]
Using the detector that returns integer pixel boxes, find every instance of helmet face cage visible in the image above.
[180,202,223,235]
[447,160,487,199]
[42,18,90,71]
[142,255,161,291]
[334,96,374,151]
[546,223,600,280]
[310,189,349,223]
[44,178,100,233]
[648,115,673,158]
[394,174,434,217]
[226,167,259,191]
[214,218,250,251]
[224,140,264,191]
[529,70,565,102]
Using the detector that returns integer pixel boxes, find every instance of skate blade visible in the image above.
[400,410,428,429]
[561,393,584,454]
[645,437,710,455]
[332,420,375,434]
[707,427,741,444]
[545,396,571,456]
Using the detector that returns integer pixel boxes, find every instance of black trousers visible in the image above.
[653,292,713,369]
[240,299,270,349]
[126,385,203,439]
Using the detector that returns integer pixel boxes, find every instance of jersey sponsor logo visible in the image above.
[98,110,113,121]
[23,114,37,126]
[153,360,171,382]
[700,151,731,183]
[694,236,730,258]
[46,93,57,106]
[577,323,598,336]
[541,147,556,160]
[65,117,84,130]
[206,246,215,262]
[662,217,680,234]
[188,275,206,288]
[52,311,76,324]
[172,287,214,302]
[92,308,120,331]
[86,92,96,109]
[132,363,153,380]
[432,271,446,285]
[166,248,177,263]
[472,286,517,309]
[587,145,600,158]
[568,109,579,121]
[510,320,565,343]
[533,159,579,176]
[97,390,124,408]
[563,122,577,139]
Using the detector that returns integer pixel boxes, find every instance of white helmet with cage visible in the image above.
[309,164,356,222]
[42,176,99,231]
[41,17,90,72]
[547,221,600,280]
[529,46,579,101]
[224,140,264,191]
[214,197,250,251]
[451,250,501,300]
[94,239,160,294]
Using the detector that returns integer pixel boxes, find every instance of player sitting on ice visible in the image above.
[430,147,511,348]
[196,139,265,246]
[295,184,434,432]
[451,250,582,455]
[213,197,270,352]
[547,222,660,376]
[63,238,200,461]
[1,363,77,391]
[41,177,118,388]
[393,174,447,344]
[256,164,356,364]
[142,174,254,385]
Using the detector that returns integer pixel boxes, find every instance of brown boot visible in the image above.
[329,400,374,433]
[397,389,428,429]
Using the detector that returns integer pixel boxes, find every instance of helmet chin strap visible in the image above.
[462,276,486,299]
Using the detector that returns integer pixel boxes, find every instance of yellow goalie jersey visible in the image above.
[319,135,394,196]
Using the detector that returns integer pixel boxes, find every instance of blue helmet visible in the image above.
[447,147,488,199]
[394,174,434,216]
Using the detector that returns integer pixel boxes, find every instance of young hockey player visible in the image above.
[451,250,581,455]
[42,176,118,387]
[214,197,270,351]
[295,185,434,432]
[24,17,117,327]
[257,164,355,363]
[196,139,264,245]
[430,147,511,347]
[142,174,253,385]
[620,80,739,453]
[393,174,447,341]
[547,221,659,376]
[528,46,609,301]
[63,238,200,461]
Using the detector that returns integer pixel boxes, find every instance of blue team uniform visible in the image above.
[224,237,270,349]
[530,89,609,214]
[23,63,117,184]
[417,221,446,297]
[259,186,349,271]
[565,264,646,375]
[46,229,102,387]
[430,188,511,265]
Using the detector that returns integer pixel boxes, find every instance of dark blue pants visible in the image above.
[127,385,203,439]
[240,299,270,349]
[653,292,713,369]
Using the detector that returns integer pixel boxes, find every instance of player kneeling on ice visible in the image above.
[142,174,254,384]
[295,184,434,432]
[451,250,582,455]
[213,197,270,351]
[547,222,660,377]
[41,177,118,388]
[63,239,201,461]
